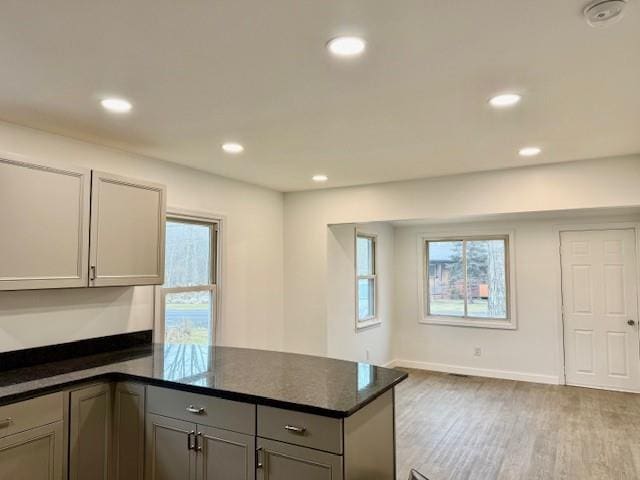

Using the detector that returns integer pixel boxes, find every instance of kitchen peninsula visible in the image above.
[0,332,407,480]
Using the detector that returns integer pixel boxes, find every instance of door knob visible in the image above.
[628,320,636,326]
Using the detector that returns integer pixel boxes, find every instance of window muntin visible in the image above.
[160,218,217,345]
[356,233,377,323]
[426,236,508,320]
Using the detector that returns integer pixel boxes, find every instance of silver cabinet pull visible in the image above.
[196,432,203,451]
[256,447,264,469]
[186,405,206,414]
[187,431,195,450]
[284,425,306,434]
[90,265,96,281]
[0,418,12,429]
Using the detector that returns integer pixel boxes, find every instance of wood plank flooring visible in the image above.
[395,369,640,480]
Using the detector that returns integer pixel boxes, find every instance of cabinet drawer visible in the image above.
[257,406,343,454]
[146,386,255,435]
[0,392,64,439]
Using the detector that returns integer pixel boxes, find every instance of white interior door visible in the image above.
[560,229,640,392]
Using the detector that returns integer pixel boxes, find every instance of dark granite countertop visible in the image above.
[0,343,407,418]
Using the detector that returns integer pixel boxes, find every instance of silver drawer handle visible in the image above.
[0,418,12,428]
[186,405,206,415]
[284,425,306,434]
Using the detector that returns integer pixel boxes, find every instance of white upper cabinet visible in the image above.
[0,157,90,290]
[89,171,166,287]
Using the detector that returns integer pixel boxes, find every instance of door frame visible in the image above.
[553,221,640,391]
[153,208,225,346]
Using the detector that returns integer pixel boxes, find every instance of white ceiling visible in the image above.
[0,0,638,192]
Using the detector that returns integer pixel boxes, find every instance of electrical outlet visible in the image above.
[474,347,482,357]
[365,349,370,361]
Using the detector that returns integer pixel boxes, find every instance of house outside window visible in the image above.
[421,232,516,329]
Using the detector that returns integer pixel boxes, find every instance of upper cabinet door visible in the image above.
[0,157,90,290]
[89,171,166,287]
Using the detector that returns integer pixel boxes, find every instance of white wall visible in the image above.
[3,116,640,374]
[392,216,639,383]
[326,223,394,366]
[0,121,284,352]
[283,154,640,359]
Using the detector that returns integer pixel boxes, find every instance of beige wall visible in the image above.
[0,121,284,352]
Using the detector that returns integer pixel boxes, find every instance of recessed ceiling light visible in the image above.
[326,36,366,57]
[100,98,132,113]
[488,93,522,108]
[518,146,542,157]
[222,142,244,154]
[312,174,328,182]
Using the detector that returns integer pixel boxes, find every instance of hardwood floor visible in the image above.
[395,369,640,480]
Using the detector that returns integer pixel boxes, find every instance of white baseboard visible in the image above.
[386,359,561,385]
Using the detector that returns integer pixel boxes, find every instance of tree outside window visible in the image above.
[158,217,218,345]
[426,237,508,320]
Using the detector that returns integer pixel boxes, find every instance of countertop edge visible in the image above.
[0,368,409,419]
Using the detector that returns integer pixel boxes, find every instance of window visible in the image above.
[422,235,514,328]
[156,215,218,345]
[356,233,378,327]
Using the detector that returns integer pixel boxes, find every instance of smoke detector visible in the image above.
[584,0,628,27]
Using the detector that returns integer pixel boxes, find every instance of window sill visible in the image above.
[420,316,516,330]
[356,318,382,331]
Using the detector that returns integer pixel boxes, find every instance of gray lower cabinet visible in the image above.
[145,385,256,480]
[1,382,394,480]
[198,425,255,480]
[112,382,146,480]
[0,392,65,480]
[145,413,196,480]
[256,438,343,480]
[0,421,64,480]
[144,414,256,480]
[69,383,113,480]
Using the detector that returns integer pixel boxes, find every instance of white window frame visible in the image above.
[355,231,380,330]
[154,209,223,344]
[418,229,517,329]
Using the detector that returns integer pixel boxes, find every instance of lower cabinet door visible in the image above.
[69,383,113,480]
[145,413,197,480]
[256,438,343,480]
[197,426,255,480]
[112,382,146,480]
[0,421,64,480]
